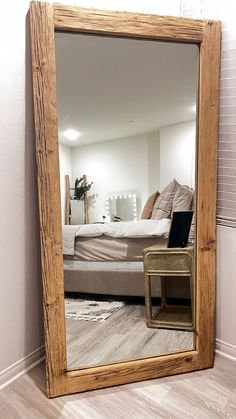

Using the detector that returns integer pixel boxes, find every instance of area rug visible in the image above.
[65,297,127,322]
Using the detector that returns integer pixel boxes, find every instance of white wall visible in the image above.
[0,0,43,374]
[64,119,196,223]
[0,0,235,380]
[148,131,160,195]
[71,133,160,222]
[159,121,196,190]
[216,226,236,348]
[59,144,72,224]
[69,122,195,224]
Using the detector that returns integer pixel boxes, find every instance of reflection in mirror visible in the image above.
[106,194,140,222]
[55,33,198,370]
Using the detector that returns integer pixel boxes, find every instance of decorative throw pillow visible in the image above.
[189,192,195,241]
[151,179,179,220]
[172,185,194,213]
[140,191,159,219]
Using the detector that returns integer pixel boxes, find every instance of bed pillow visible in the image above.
[140,191,159,219]
[189,192,195,241]
[172,185,194,213]
[151,179,179,220]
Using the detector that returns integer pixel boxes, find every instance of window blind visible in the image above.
[217,24,236,227]
[181,2,236,227]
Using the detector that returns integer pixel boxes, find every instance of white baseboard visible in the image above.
[0,345,45,390]
[0,339,235,391]
[215,339,236,362]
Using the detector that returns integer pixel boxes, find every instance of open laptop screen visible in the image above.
[167,211,193,248]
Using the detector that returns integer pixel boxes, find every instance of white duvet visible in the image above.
[62,219,171,256]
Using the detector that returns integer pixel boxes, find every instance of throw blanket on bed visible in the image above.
[63,219,171,256]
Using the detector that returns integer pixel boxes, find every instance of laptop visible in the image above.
[167,211,193,248]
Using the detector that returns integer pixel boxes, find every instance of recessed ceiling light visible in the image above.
[129,120,134,123]
[63,129,80,140]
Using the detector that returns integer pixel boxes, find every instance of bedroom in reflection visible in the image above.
[56,32,198,370]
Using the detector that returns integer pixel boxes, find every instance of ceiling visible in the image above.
[55,32,198,147]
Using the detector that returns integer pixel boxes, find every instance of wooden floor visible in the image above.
[0,356,235,418]
[66,301,194,369]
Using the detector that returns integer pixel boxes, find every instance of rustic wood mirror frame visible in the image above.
[30,1,221,398]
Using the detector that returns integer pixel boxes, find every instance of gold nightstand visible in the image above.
[143,244,195,331]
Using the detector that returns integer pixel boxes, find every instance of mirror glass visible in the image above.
[55,32,199,370]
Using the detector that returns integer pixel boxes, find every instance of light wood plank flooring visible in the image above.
[0,356,235,418]
[66,300,194,369]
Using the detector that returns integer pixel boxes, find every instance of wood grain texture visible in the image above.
[0,356,235,419]
[67,351,199,395]
[83,174,89,224]
[143,246,194,331]
[30,2,221,397]
[196,20,221,368]
[30,1,68,397]
[65,175,70,225]
[54,5,204,43]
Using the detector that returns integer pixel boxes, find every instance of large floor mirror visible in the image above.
[30,2,221,397]
[56,33,198,370]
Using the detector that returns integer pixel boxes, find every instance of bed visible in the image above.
[63,178,194,297]
[63,219,191,298]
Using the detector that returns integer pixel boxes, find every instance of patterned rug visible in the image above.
[65,297,127,322]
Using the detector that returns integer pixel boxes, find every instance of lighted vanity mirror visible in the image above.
[56,32,198,370]
[105,194,140,222]
[30,2,220,397]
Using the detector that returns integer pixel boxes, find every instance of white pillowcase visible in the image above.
[172,185,194,213]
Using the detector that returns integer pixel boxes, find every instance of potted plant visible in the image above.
[70,176,93,224]
[74,177,93,200]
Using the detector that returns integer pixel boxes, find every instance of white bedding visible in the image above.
[62,225,80,256]
[63,219,170,256]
